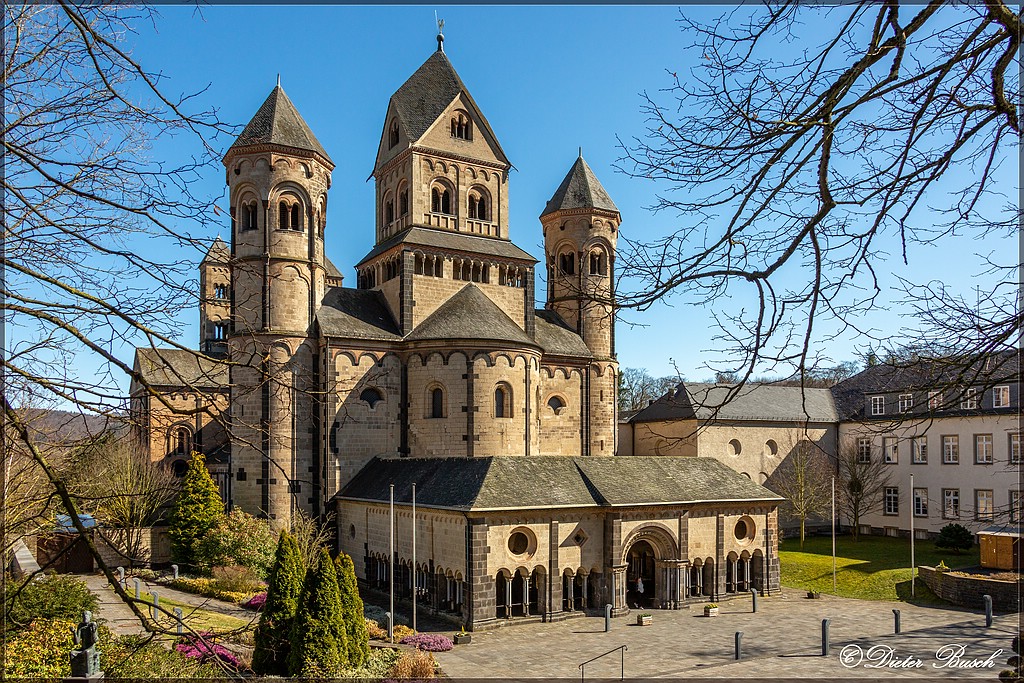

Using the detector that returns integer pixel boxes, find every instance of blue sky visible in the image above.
[115,5,1014,385]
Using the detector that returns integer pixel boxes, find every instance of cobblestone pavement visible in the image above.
[433,593,1019,679]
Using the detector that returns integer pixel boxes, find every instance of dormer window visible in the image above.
[450,112,472,140]
[388,119,400,148]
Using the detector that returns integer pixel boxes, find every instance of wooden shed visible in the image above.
[978,525,1021,571]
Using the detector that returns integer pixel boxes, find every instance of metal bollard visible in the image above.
[385,612,393,642]
[173,607,183,635]
[751,588,758,613]
[735,631,743,660]
[116,566,125,585]
[892,609,901,634]
[983,595,992,627]
[133,578,141,599]
[605,604,612,632]
[821,618,831,656]
[151,591,159,620]
[171,564,179,580]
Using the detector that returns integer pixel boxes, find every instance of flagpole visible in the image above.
[832,475,837,594]
[910,473,916,597]
[389,483,395,643]
[412,482,417,633]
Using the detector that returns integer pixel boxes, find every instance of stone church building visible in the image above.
[131,36,782,629]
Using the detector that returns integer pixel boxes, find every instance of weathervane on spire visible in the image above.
[435,12,445,52]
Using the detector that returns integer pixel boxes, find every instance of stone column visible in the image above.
[611,564,628,616]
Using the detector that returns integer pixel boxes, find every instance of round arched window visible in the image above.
[734,516,756,544]
[508,532,529,555]
[765,439,778,456]
[547,396,566,413]
[728,439,742,456]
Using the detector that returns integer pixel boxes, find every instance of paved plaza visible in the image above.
[433,593,1019,679]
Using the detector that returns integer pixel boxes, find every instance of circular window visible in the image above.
[508,532,529,555]
[728,439,742,456]
[171,459,188,478]
[765,439,778,456]
[734,516,756,544]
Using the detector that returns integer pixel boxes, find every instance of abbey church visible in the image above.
[131,36,782,630]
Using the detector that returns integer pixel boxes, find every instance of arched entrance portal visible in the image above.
[626,540,656,608]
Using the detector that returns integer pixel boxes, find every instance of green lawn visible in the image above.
[779,535,980,604]
[138,591,254,634]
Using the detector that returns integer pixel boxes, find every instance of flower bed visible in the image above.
[175,632,242,670]
[400,634,454,652]
[242,592,266,610]
[167,577,258,604]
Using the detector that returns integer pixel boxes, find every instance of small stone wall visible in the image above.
[95,527,172,568]
[918,565,1022,613]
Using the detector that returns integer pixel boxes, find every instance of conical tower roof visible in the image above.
[226,85,332,165]
[201,236,230,264]
[542,154,618,216]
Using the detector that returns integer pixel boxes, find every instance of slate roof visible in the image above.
[227,85,332,164]
[316,287,401,341]
[337,456,783,511]
[324,257,344,280]
[356,227,536,267]
[831,350,1019,420]
[407,284,537,347]
[201,237,230,264]
[631,382,837,424]
[387,50,507,161]
[542,155,619,216]
[534,309,592,358]
[133,348,229,389]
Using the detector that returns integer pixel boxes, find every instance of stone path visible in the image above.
[80,573,258,636]
[433,593,1019,679]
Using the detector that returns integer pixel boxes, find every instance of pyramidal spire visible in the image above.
[225,84,333,166]
[541,154,618,216]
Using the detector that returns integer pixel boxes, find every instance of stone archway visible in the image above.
[621,525,678,609]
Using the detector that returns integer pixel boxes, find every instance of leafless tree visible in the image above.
[82,436,178,568]
[1,3,245,647]
[617,2,1019,388]
[618,367,682,412]
[836,438,893,541]
[765,433,833,547]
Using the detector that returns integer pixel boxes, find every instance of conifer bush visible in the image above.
[935,523,974,554]
[287,547,347,677]
[168,452,224,568]
[335,552,370,668]
[252,531,304,675]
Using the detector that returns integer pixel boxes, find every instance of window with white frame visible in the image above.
[913,488,928,518]
[856,437,872,464]
[942,489,960,519]
[993,385,1010,408]
[871,395,885,415]
[975,489,993,520]
[942,435,959,464]
[884,487,899,516]
[974,434,993,464]
[960,387,978,410]
[899,393,914,412]
[928,390,942,410]
[912,436,928,464]
[883,436,898,464]
[1010,433,1021,464]
[1011,491,1022,523]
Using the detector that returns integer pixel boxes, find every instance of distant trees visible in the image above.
[837,439,893,541]
[619,367,681,411]
[168,452,223,568]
